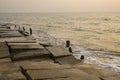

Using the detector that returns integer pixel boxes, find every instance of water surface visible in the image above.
[0,12,120,72]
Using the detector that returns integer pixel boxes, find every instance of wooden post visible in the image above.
[18,26,20,30]
[80,55,84,60]
[69,47,73,53]
[23,27,25,31]
[66,40,70,47]
[14,25,16,29]
[29,28,32,35]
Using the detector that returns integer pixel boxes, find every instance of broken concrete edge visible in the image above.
[20,66,32,80]
[4,41,14,62]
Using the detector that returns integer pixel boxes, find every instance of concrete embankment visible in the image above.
[0,25,120,80]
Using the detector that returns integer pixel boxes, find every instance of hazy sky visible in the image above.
[0,0,120,12]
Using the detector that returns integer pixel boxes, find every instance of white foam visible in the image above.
[73,46,120,72]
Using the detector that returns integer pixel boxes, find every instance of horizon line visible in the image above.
[0,11,120,13]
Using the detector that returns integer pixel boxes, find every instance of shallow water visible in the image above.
[72,46,120,72]
[0,12,120,72]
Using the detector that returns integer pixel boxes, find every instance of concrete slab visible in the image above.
[0,58,11,63]
[46,46,71,57]
[10,44,48,53]
[56,56,80,65]
[0,71,26,80]
[0,31,9,33]
[8,43,39,46]
[10,44,50,61]
[0,62,25,79]
[0,42,10,58]
[10,44,49,54]
[43,76,100,80]
[0,42,8,47]
[26,36,36,40]
[0,26,10,29]
[7,40,36,43]
[14,56,53,63]
[0,34,23,38]
[0,31,23,37]
[0,30,15,33]
[0,51,10,58]
[12,51,35,60]
[0,37,27,42]
[65,76,100,80]
[39,41,52,47]
[15,61,71,70]
[30,57,53,62]
[27,69,99,80]
[10,45,44,49]
[0,29,13,31]
[0,63,20,72]
[12,49,50,60]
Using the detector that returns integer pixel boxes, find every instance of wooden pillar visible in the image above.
[66,40,70,47]
[14,25,16,29]
[80,55,84,60]
[69,47,73,53]
[23,27,25,31]
[29,28,32,35]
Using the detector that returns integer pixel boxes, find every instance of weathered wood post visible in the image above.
[23,27,25,31]
[80,55,84,61]
[66,40,70,47]
[14,25,16,29]
[69,47,73,53]
[29,28,32,35]
[18,26,20,30]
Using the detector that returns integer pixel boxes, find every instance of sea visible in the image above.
[0,12,120,72]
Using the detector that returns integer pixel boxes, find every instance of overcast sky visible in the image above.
[0,0,120,12]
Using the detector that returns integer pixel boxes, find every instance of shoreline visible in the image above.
[0,24,120,80]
